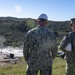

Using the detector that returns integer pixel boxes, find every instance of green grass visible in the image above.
[0,57,66,75]
[53,57,66,75]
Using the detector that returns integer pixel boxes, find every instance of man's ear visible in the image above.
[45,21,48,24]
[35,20,38,24]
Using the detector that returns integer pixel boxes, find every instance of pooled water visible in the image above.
[0,35,23,57]
[0,46,23,57]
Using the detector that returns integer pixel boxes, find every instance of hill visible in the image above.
[0,17,71,47]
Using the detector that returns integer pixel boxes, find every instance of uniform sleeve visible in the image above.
[59,34,71,52]
[23,33,30,61]
[51,33,58,59]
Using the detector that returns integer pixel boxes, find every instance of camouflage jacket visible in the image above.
[59,31,75,62]
[23,25,57,70]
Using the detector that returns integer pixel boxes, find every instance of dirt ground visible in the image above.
[0,52,23,67]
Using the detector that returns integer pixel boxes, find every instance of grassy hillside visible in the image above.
[0,17,69,75]
[0,57,66,75]
[0,17,71,47]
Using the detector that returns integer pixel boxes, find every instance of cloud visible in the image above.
[15,4,22,13]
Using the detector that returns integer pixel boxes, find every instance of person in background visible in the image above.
[23,13,57,75]
[59,18,75,75]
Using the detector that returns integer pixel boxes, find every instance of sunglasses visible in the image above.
[70,23,72,26]
[37,18,48,22]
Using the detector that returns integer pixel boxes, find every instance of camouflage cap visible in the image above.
[37,13,48,22]
[38,13,48,20]
[70,18,75,23]
[70,18,75,26]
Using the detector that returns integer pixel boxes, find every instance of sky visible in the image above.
[0,0,75,21]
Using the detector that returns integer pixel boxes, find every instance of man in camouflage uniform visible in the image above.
[59,18,75,75]
[23,13,57,75]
